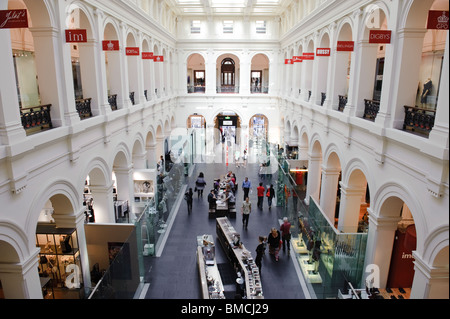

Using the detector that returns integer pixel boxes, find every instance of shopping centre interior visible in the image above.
[0,0,448,302]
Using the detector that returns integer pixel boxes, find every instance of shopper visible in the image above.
[257,182,265,209]
[184,188,193,214]
[195,172,207,198]
[225,189,236,210]
[280,217,291,254]
[207,189,217,210]
[242,177,252,201]
[243,150,248,167]
[241,197,252,230]
[157,155,164,174]
[267,227,281,261]
[255,236,265,275]
[266,184,275,209]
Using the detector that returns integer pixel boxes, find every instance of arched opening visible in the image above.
[84,166,112,224]
[217,54,240,93]
[315,32,331,106]
[319,151,342,226]
[249,114,268,147]
[145,129,156,169]
[187,53,205,93]
[333,22,353,112]
[153,44,161,97]
[112,151,132,223]
[104,22,122,110]
[250,54,269,93]
[187,114,206,164]
[126,32,138,105]
[142,38,151,101]
[35,194,84,299]
[301,40,315,102]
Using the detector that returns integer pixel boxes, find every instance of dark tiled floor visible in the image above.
[144,160,306,299]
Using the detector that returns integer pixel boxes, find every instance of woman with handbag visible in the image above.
[267,227,281,261]
[195,172,206,198]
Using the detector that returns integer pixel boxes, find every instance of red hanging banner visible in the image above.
[336,41,354,52]
[427,10,449,30]
[292,56,303,63]
[284,58,293,64]
[125,47,140,56]
[316,48,331,56]
[102,40,119,51]
[153,55,164,62]
[65,29,87,43]
[0,9,28,29]
[369,30,391,44]
[142,52,154,59]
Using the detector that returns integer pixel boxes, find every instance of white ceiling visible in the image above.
[168,0,291,17]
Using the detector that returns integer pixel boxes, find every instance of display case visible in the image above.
[36,224,83,297]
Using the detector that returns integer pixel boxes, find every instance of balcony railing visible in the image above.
[308,90,312,101]
[321,92,326,106]
[187,85,206,93]
[363,99,380,121]
[216,86,239,93]
[144,90,148,101]
[403,105,435,137]
[108,94,117,111]
[20,104,53,133]
[76,98,93,119]
[250,86,268,94]
[338,95,347,112]
[129,92,135,105]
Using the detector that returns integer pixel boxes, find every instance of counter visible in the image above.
[216,217,263,299]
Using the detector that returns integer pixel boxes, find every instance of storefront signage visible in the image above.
[102,40,119,51]
[284,58,293,64]
[0,9,28,29]
[427,10,449,30]
[142,52,154,59]
[153,55,164,62]
[316,48,331,56]
[369,30,391,44]
[125,47,140,56]
[292,56,303,63]
[65,29,87,43]
[336,41,354,51]
[302,52,315,60]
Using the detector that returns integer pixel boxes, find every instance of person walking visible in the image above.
[195,172,207,198]
[280,217,292,255]
[241,197,252,230]
[266,184,275,209]
[267,227,281,261]
[257,182,265,209]
[184,188,193,214]
[255,236,265,275]
[242,177,252,201]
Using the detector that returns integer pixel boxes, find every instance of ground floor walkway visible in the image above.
[143,158,306,299]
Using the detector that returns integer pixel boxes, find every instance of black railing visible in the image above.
[363,99,380,121]
[308,90,312,101]
[129,92,135,105]
[144,90,148,101]
[403,105,435,136]
[187,86,206,93]
[338,95,347,112]
[321,92,326,106]
[20,104,53,132]
[76,98,93,119]
[108,94,117,111]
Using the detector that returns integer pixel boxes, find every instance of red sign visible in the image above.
[65,29,87,43]
[292,56,303,63]
[126,47,139,56]
[153,55,164,62]
[336,41,354,52]
[0,9,28,29]
[102,40,119,51]
[284,58,293,65]
[316,48,331,56]
[427,10,449,30]
[142,52,154,59]
[369,30,391,44]
[302,52,315,60]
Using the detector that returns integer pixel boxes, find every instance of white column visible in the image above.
[0,21,26,145]
[363,212,401,289]
[89,183,115,223]
[411,252,449,299]
[337,182,365,233]
[319,167,340,222]
[304,154,322,205]
[0,248,42,298]
[114,166,134,213]
[240,51,251,95]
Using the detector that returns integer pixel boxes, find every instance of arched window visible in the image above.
[221,58,235,87]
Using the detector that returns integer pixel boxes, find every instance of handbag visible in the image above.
[194,186,197,192]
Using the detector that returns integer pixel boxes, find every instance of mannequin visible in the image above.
[420,78,432,106]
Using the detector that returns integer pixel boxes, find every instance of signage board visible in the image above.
[0,9,28,29]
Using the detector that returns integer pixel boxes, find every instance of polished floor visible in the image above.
[144,147,306,299]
